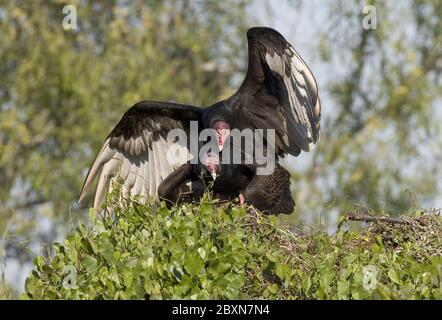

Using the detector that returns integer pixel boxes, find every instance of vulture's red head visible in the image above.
[202,152,220,180]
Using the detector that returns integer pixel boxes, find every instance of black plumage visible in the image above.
[157,157,294,215]
[79,27,321,212]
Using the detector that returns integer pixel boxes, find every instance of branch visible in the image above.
[12,198,49,210]
[345,212,409,225]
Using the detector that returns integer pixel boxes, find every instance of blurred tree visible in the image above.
[2,0,441,295]
[0,0,251,293]
[288,0,442,226]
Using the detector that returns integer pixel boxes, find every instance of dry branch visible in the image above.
[345,212,409,225]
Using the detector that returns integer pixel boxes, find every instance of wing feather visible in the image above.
[79,101,202,210]
[235,27,321,156]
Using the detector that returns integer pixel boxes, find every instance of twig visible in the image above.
[346,212,409,225]
[12,198,49,210]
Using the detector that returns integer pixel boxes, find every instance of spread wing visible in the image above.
[234,27,321,156]
[78,101,203,210]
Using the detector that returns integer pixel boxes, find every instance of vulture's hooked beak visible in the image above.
[217,128,230,151]
[213,121,231,151]
[202,152,220,181]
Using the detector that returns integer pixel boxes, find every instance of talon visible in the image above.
[239,193,245,205]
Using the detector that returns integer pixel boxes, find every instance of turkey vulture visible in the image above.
[157,152,295,215]
[78,27,321,210]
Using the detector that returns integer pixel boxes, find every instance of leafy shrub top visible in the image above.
[23,195,442,299]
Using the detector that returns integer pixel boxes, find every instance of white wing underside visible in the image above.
[80,136,192,211]
[265,47,320,153]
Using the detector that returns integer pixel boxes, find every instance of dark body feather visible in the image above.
[158,160,294,215]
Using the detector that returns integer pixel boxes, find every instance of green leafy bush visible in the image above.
[23,195,442,299]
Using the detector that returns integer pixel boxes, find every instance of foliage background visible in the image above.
[0,0,441,297]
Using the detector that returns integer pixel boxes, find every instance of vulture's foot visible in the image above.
[239,193,245,205]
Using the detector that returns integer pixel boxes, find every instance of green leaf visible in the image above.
[197,247,206,260]
[83,255,98,273]
[184,252,205,276]
[388,269,401,285]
